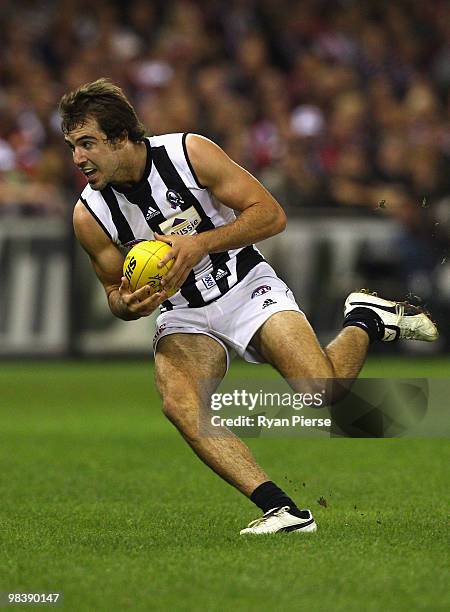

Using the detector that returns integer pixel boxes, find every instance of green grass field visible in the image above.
[0,358,449,611]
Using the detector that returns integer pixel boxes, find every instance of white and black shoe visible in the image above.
[344,290,438,342]
[239,506,317,535]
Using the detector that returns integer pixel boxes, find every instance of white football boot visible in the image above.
[240,506,317,535]
[344,290,438,342]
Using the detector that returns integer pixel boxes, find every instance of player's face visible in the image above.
[64,117,123,190]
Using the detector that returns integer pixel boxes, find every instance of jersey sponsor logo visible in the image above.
[159,206,201,236]
[145,205,160,220]
[166,189,185,209]
[262,298,277,309]
[251,285,271,298]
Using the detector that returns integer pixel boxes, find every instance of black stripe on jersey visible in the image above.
[160,268,207,310]
[151,144,231,296]
[236,246,265,282]
[100,187,135,244]
[110,140,166,233]
[152,145,211,224]
[182,133,206,189]
[119,182,167,233]
[180,269,207,307]
[160,300,173,312]
[79,196,112,240]
[164,247,266,310]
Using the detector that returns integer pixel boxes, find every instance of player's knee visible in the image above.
[288,369,334,395]
[161,397,183,423]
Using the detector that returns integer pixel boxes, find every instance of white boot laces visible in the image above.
[246,506,290,529]
[395,302,418,339]
[395,302,404,327]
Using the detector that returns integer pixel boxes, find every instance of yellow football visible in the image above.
[122,240,176,296]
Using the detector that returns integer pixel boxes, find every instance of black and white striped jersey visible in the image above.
[79,133,266,310]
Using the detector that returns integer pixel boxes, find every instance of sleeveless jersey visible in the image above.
[79,133,265,310]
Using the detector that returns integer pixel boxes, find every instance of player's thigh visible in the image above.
[155,332,227,407]
[250,310,333,379]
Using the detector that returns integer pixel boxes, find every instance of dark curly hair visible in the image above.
[59,78,146,143]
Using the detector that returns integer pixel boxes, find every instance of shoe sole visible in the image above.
[240,519,318,535]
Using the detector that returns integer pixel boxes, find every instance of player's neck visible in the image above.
[125,141,148,184]
[112,141,147,189]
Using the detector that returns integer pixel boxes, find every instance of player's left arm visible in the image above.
[156,134,286,290]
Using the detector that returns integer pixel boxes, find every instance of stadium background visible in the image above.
[0,1,449,611]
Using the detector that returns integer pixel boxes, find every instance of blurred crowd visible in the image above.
[0,1,449,255]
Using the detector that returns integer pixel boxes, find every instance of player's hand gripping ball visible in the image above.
[123,240,177,296]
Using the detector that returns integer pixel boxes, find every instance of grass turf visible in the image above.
[0,358,448,611]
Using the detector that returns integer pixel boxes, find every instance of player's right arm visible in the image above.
[73,201,168,320]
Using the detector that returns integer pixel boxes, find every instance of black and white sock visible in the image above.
[343,307,384,344]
